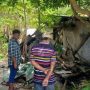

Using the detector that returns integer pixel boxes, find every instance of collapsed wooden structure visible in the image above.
[53,15,90,90]
[53,16,90,66]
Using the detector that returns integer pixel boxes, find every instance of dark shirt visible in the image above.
[8,39,21,66]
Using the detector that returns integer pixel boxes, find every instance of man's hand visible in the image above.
[31,60,50,74]
[42,77,49,86]
[21,56,25,63]
[12,57,17,69]
[44,69,50,75]
[14,63,17,69]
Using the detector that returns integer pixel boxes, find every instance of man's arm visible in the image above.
[10,41,17,69]
[46,52,57,79]
[31,60,46,72]
[45,61,56,79]
[42,61,56,86]
[42,51,56,86]
[12,57,17,69]
[30,54,49,74]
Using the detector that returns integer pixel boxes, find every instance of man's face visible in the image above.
[13,33,20,40]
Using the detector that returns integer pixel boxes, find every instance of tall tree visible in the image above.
[69,0,90,17]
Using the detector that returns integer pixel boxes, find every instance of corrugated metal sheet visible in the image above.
[76,37,90,64]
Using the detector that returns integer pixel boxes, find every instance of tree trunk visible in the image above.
[69,0,90,17]
[69,0,90,29]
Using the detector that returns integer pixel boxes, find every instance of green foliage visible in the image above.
[0,30,8,60]
[0,54,4,61]
[0,0,89,30]
[0,30,8,43]
[40,6,73,29]
[0,0,89,55]
[0,42,8,60]
[80,0,90,10]
[81,81,90,90]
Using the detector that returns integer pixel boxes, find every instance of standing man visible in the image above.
[30,32,56,90]
[8,29,21,90]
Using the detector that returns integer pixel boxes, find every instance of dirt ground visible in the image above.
[0,60,60,90]
[0,61,33,90]
[0,61,8,90]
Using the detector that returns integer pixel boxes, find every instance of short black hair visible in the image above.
[12,29,21,34]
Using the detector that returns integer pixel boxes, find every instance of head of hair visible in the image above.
[12,29,21,35]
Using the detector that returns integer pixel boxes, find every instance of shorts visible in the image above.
[8,65,17,83]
